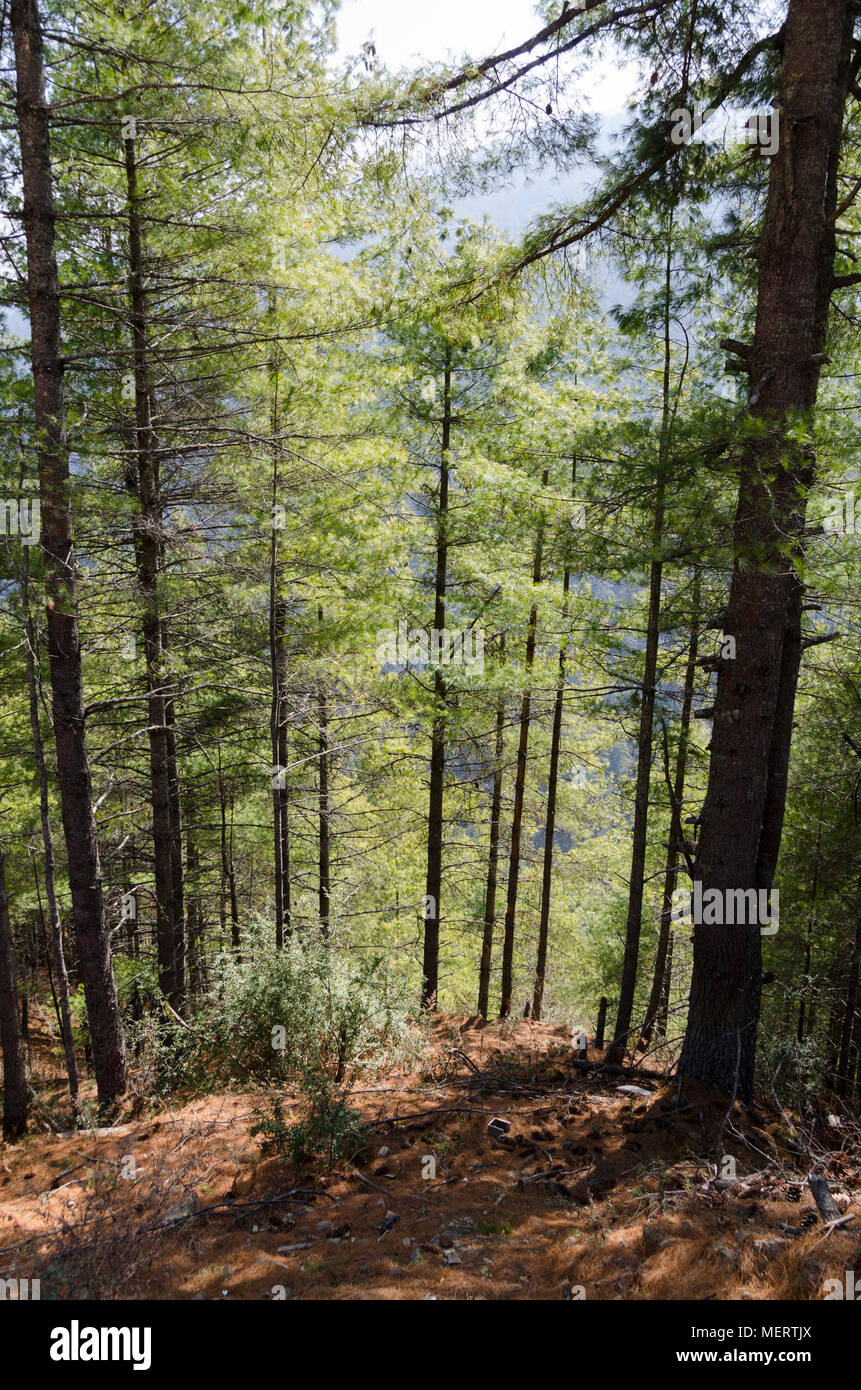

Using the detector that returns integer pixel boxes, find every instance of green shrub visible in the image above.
[251,1076,365,1170]
[192,922,417,1087]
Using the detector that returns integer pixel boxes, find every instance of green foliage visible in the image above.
[251,1080,365,1170]
[191,924,418,1087]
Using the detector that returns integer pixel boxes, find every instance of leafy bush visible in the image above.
[251,1077,365,1169]
[191,922,417,1087]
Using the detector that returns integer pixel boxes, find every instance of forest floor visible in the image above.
[1,1011,859,1300]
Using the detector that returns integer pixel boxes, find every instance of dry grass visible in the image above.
[1,1015,859,1300]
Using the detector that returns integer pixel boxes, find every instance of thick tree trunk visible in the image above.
[12,0,126,1106]
[421,349,452,1009]
[755,581,803,893]
[0,849,28,1139]
[639,571,700,1052]
[679,0,853,1100]
[499,470,548,1018]
[477,638,506,1020]
[124,129,184,1010]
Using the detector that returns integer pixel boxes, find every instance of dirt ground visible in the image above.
[1,1014,859,1300]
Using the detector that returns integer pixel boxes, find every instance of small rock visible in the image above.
[316,1220,333,1233]
[378,1145,390,1157]
[164,1190,200,1225]
[378,1211,400,1240]
[442,1248,462,1266]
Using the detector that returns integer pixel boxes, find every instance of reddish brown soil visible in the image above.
[1,1015,859,1300]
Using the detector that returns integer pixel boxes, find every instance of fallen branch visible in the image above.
[806,1215,856,1253]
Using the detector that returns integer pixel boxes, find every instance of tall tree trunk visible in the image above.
[680,0,853,1099]
[607,230,675,1065]
[22,549,79,1111]
[317,611,331,942]
[755,583,803,893]
[124,128,184,1011]
[217,752,240,955]
[533,463,576,1021]
[270,587,291,946]
[163,624,185,1005]
[477,636,505,1020]
[639,570,700,1052]
[184,785,204,1004]
[12,0,126,1106]
[499,469,548,1018]
[797,824,821,1044]
[836,880,861,1097]
[268,317,291,946]
[421,347,452,1009]
[656,928,673,1041]
[0,849,27,1139]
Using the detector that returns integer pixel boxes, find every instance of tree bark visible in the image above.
[12,0,126,1106]
[268,318,291,947]
[679,0,854,1100]
[217,750,240,955]
[797,824,821,1045]
[22,549,79,1110]
[163,622,185,1004]
[499,469,548,1018]
[607,228,674,1064]
[836,880,861,1097]
[184,785,204,1004]
[533,463,576,1021]
[318,610,331,941]
[421,347,452,1009]
[477,637,505,1020]
[124,128,184,1010]
[639,569,700,1052]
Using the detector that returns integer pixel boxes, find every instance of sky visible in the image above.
[336,0,535,68]
[1,2,638,340]
[335,0,640,234]
[336,0,638,117]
